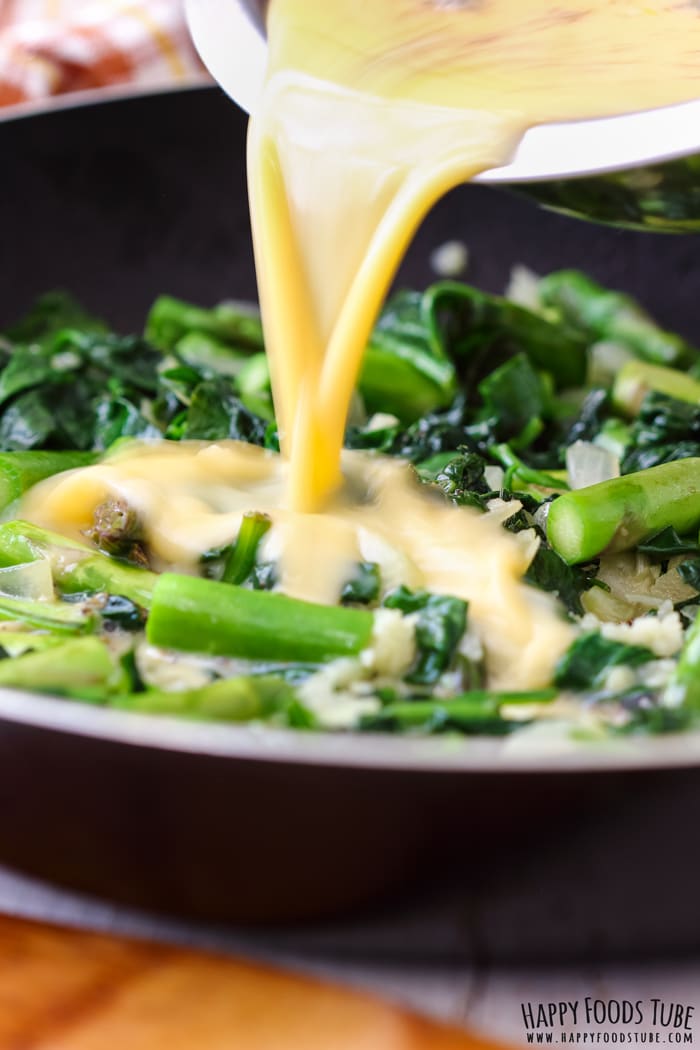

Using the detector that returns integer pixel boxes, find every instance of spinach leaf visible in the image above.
[478,353,548,440]
[3,292,106,345]
[146,296,264,353]
[361,290,457,421]
[638,527,700,557]
[420,280,588,390]
[384,585,467,685]
[183,380,268,444]
[677,558,700,592]
[622,392,700,473]
[555,632,655,691]
[563,388,610,447]
[525,546,598,617]
[341,562,381,605]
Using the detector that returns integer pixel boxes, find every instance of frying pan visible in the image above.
[1,85,700,961]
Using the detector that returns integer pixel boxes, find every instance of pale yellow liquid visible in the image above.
[250,0,700,512]
[25,0,700,691]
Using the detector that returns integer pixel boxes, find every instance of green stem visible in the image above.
[221,512,271,585]
[0,595,93,633]
[612,360,700,417]
[146,295,264,353]
[0,636,126,700]
[0,521,157,606]
[112,674,298,722]
[361,689,556,732]
[60,555,157,607]
[147,573,375,662]
[665,612,700,711]
[547,459,700,564]
[538,270,696,368]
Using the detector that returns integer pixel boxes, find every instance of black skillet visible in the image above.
[0,85,700,962]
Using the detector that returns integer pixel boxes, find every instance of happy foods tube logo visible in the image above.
[521,999,695,1044]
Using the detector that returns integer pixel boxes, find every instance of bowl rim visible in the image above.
[1,685,700,774]
[187,0,700,184]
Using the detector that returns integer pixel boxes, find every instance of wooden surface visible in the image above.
[0,915,507,1049]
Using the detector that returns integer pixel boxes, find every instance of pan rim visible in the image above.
[0,85,698,777]
[0,79,213,126]
[0,685,699,774]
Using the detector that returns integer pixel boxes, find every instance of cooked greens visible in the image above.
[2,270,700,740]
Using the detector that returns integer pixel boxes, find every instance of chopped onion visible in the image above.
[0,559,54,601]
[429,240,469,278]
[484,464,505,491]
[566,440,620,490]
[588,341,635,387]
[504,264,541,311]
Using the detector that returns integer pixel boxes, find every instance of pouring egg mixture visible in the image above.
[3,1,700,736]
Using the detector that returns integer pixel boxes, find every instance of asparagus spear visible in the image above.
[0,636,127,700]
[538,270,696,368]
[60,555,157,607]
[612,360,700,417]
[221,512,271,585]
[0,631,65,656]
[547,459,700,564]
[175,331,248,378]
[146,296,264,353]
[0,451,96,511]
[0,595,94,632]
[665,613,700,710]
[147,574,374,662]
[361,688,556,732]
[0,521,157,606]
[112,674,300,723]
[0,520,92,566]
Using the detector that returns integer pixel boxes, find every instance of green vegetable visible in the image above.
[221,512,271,585]
[637,527,700,558]
[146,296,264,353]
[84,498,147,566]
[665,610,700,709]
[147,573,375,662]
[383,586,467,684]
[0,520,157,606]
[0,450,96,510]
[677,558,700,592]
[0,632,66,656]
[340,562,381,605]
[524,546,597,617]
[174,331,248,378]
[0,636,127,700]
[112,674,306,725]
[60,555,157,607]
[547,459,700,564]
[361,290,457,421]
[612,361,700,418]
[3,292,106,345]
[182,379,269,444]
[621,392,700,474]
[491,444,569,493]
[478,354,549,442]
[539,270,697,368]
[433,451,491,508]
[419,281,588,389]
[362,688,556,733]
[555,633,655,691]
[0,595,95,633]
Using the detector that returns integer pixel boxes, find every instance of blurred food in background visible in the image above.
[0,0,206,108]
